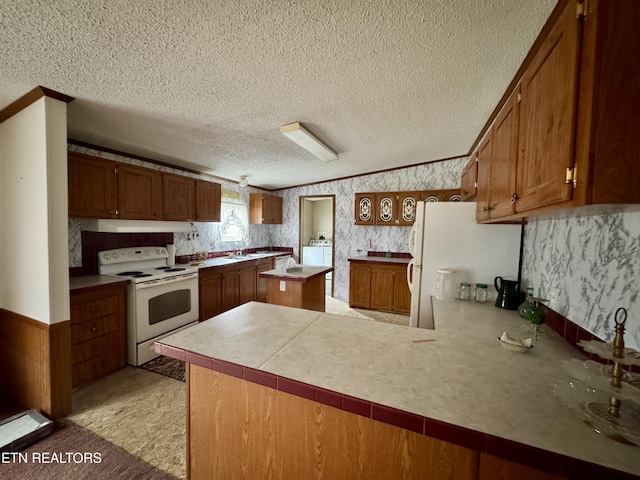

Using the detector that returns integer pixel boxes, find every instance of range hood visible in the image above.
[79,219,193,233]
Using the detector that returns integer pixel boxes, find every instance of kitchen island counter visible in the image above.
[258,265,333,282]
[259,266,333,311]
[157,300,639,479]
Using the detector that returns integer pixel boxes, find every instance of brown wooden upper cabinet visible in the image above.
[471,0,640,223]
[163,173,195,221]
[68,151,221,221]
[195,180,221,222]
[354,193,375,225]
[68,152,118,218]
[249,193,282,224]
[355,189,461,226]
[397,191,421,226]
[375,192,397,226]
[460,157,478,202]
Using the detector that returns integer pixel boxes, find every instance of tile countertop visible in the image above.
[156,300,640,478]
[69,275,130,292]
[348,255,411,265]
[259,266,334,282]
[185,251,290,269]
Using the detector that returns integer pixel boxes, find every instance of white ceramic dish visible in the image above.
[497,332,533,353]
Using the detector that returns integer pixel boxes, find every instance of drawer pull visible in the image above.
[91,327,97,332]
[91,346,97,352]
[91,365,97,371]
[91,308,96,312]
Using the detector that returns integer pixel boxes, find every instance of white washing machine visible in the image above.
[303,239,333,293]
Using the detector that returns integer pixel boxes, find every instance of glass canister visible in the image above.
[474,283,488,303]
[458,282,471,301]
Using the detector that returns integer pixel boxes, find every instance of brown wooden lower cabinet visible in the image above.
[70,285,126,388]
[188,366,568,480]
[349,260,410,314]
[199,257,275,320]
[478,454,566,480]
[188,366,477,480]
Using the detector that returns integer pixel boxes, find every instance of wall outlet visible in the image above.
[279,280,286,292]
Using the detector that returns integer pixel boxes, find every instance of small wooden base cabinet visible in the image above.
[349,259,410,314]
[70,285,127,387]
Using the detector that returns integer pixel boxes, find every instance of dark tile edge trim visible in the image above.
[156,345,635,480]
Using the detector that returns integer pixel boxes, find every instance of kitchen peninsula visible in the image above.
[156,301,639,480]
[258,265,333,312]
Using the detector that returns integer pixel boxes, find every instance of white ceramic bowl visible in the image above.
[497,334,533,353]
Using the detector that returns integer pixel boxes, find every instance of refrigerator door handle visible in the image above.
[407,258,414,293]
[408,222,417,257]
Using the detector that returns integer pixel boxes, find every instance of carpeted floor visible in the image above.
[0,421,178,480]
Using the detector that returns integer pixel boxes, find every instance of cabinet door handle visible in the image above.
[91,346,98,352]
[91,327,97,332]
[483,206,493,212]
[511,193,519,204]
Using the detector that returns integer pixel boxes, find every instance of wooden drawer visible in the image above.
[71,313,120,345]
[71,331,120,365]
[72,351,120,387]
[72,295,119,323]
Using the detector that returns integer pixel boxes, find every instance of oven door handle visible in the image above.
[135,272,198,290]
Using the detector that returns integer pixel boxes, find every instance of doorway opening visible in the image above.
[299,195,335,296]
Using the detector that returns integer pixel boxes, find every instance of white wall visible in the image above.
[312,199,333,238]
[0,97,69,324]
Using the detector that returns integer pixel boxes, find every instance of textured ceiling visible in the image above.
[0,0,557,190]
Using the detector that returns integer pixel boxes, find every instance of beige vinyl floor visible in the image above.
[66,297,409,479]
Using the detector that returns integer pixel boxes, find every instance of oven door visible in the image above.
[134,272,199,343]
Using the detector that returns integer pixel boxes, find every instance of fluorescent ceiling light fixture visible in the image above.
[280,122,338,162]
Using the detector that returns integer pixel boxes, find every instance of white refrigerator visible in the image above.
[407,202,522,329]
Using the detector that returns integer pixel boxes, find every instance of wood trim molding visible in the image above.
[0,308,72,418]
[0,86,74,124]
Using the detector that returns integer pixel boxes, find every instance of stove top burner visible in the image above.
[132,274,153,278]
[117,271,143,276]
[165,268,185,272]
[156,266,171,270]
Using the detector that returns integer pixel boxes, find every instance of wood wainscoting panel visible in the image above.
[0,309,72,418]
[189,365,478,480]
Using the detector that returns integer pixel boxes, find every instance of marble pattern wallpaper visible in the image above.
[68,144,639,351]
[522,211,640,352]
[271,158,468,301]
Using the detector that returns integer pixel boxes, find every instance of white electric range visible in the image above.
[98,246,199,366]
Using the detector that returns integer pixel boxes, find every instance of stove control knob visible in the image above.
[113,252,119,258]
[103,253,111,260]
[156,248,161,254]
[161,248,166,254]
